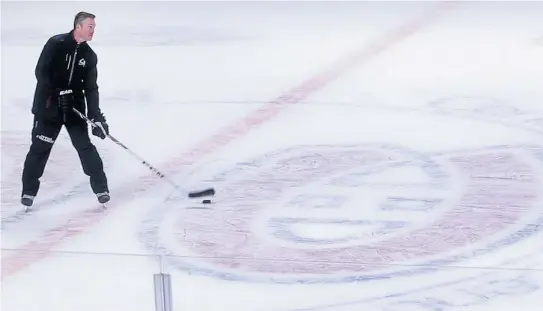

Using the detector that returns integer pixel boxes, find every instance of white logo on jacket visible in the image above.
[36,135,55,144]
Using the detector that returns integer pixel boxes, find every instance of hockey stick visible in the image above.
[72,108,215,198]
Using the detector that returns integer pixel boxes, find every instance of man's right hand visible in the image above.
[58,89,74,113]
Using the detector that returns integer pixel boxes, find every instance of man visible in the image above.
[21,11,111,207]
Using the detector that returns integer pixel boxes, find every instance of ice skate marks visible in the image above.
[140,142,543,284]
[0,130,93,225]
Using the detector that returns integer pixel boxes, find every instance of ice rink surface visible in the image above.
[2,1,543,310]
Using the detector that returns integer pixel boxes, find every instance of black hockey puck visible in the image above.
[202,199,212,204]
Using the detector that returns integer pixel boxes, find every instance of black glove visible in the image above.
[57,89,74,113]
[91,120,109,139]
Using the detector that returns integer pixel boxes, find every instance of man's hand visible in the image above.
[58,89,74,113]
[92,121,109,139]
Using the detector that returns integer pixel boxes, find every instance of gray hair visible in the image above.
[73,11,95,28]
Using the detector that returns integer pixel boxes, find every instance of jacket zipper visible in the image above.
[67,43,80,86]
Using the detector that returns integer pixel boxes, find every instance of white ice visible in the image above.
[2,1,543,311]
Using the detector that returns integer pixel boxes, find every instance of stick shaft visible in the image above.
[72,108,214,197]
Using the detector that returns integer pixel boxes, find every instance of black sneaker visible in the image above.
[21,194,35,207]
[96,192,110,204]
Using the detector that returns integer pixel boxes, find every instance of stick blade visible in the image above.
[188,187,215,198]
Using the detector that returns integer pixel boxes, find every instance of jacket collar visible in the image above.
[68,29,86,45]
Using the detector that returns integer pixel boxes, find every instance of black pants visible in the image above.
[21,116,109,197]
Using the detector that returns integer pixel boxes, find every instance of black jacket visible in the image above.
[32,30,105,122]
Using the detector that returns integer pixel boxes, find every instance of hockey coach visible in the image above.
[20,11,111,207]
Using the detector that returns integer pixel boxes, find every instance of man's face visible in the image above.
[77,18,95,41]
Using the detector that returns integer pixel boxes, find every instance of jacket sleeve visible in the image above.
[84,52,105,122]
[35,37,57,91]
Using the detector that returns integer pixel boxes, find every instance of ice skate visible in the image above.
[96,192,110,208]
[21,194,35,212]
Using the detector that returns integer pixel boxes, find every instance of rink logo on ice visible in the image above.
[141,140,543,284]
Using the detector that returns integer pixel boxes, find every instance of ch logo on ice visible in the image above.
[142,143,543,284]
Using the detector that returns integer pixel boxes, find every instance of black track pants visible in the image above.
[21,117,109,197]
